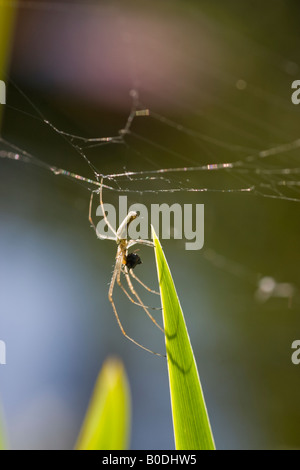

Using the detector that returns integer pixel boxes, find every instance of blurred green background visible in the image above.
[1,0,300,449]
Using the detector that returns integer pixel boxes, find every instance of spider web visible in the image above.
[1,85,300,200]
[1,0,300,298]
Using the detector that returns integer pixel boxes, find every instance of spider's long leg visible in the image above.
[99,177,118,237]
[89,191,115,240]
[88,191,97,230]
[124,268,164,334]
[129,270,160,295]
[117,267,161,310]
[109,257,164,356]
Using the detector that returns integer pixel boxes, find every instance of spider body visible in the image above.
[89,180,163,355]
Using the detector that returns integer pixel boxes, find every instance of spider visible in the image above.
[89,178,164,356]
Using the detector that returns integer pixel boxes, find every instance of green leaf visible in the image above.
[76,357,131,450]
[152,227,215,450]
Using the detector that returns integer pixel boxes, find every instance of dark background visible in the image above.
[0,0,300,449]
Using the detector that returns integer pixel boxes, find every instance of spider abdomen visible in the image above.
[125,252,142,270]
